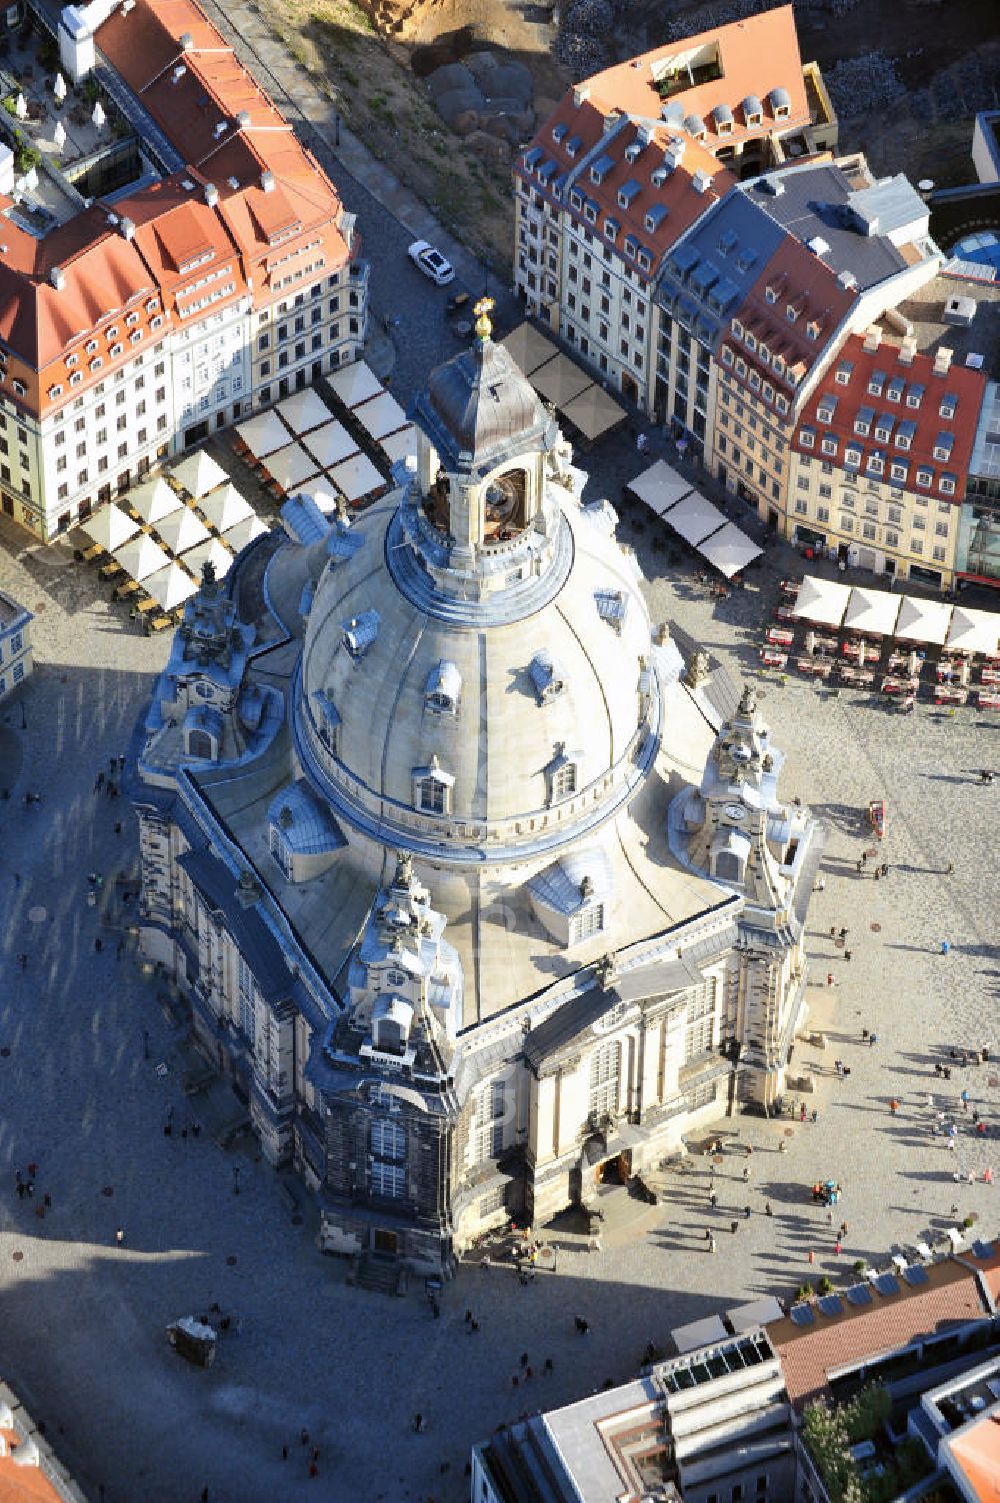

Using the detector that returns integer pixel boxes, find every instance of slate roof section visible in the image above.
[523,956,702,1070]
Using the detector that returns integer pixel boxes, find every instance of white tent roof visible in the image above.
[353,390,408,441]
[792,574,852,628]
[328,453,384,503]
[698,522,763,579]
[222,515,270,552]
[181,536,235,580]
[82,504,138,550]
[198,483,254,533]
[894,594,953,645]
[300,420,358,470]
[264,442,322,493]
[380,426,417,468]
[327,360,383,409]
[726,1296,786,1333]
[275,387,333,435]
[235,409,290,460]
[302,482,344,517]
[842,586,901,637]
[946,606,1000,656]
[143,562,199,611]
[129,477,181,526]
[500,321,560,377]
[661,489,725,547]
[113,533,171,581]
[155,507,210,555]
[627,459,693,517]
[171,450,228,499]
[671,1314,729,1354]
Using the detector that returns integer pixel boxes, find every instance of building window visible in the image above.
[370,1160,405,1198]
[569,903,604,946]
[589,1040,621,1120]
[371,1117,406,1160]
[552,760,577,800]
[685,980,716,1059]
[473,1079,506,1163]
[238,957,256,1048]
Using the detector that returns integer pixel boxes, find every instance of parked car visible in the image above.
[408,240,455,286]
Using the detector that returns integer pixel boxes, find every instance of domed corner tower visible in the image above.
[405,297,563,596]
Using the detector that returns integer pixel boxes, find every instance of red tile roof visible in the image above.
[579,7,811,152]
[768,1259,991,1408]
[946,1411,1000,1500]
[791,330,986,500]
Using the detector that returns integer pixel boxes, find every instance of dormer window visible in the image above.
[906,385,924,410]
[48,383,63,399]
[933,434,954,462]
[721,346,734,367]
[311,690,340,754]
[940,474,956,495]
[866,452,884,476]
[109,344,123,359]
[604,217,619,242]
[424,660,461,716]
[835,362,853,386]
[915,468,933,489]
[584,201,597,224]
[890,460,908,483]
[590,154,613,186]
[786,303,799,324]
[66,354,79,369]
[565,135,581,158]
[799,427,815,449]
[759,343,770,365]
[126,312,139,327]
[816,395,837,423]
[637,249,652,272]
[413,756,454,815]
[821,436,837,456]
[940,394,957,419]
[342,609,379,660]
[744,332,757,353]
[106,326,119,341]
[806,320,821,342]
[569,189,583,212]
[844,445,862,469]
[765,285,778,305]
[547,744,578,803]
[529,650,565,705]
[617,179,640,210]
[854,408,874,437]
[595,588,627,633]
[86,339,99,355]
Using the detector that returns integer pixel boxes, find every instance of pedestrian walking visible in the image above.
[94,772,104,793]
[941,941,951,955]
[730,1220,739,1235]
[856,859,864,874]
[800,1103,807,1123]
[839,927,848,940]
[861,851,868,866]
[834,1239,842,1255]
[709,1191,717,1208]
[17,953,27,970]
[765,1202,773,1217]
[890,1099,899,1115]
[744,1204,752,1219]
[870,1033,877,1048]
[826,973,835,987]
[826,1208,834,1226]
[742,1165,751,1182]
[94,937,103,953]
[708,1232,716,1252]
[113,821,122,836]
[945,861,954,875]
[115,1226,124,1247]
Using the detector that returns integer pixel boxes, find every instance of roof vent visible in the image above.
[807,235,830,258]
[691,170,711,195]
[213,120,229,139]
[204,182,219,207]
[625,141,641,163]
[933,346,953,376]
[171,64,187,84]
[106,211,119,226]
[965,352,985,369]
[120,215,135,241]
[260,169,275,194]
[573,84,591,108]
[227,175,240,190]
[181,178,195,191]
[651,167,667,187]
[636,122,653,147]
[179,31,193,50]
[236,109,251,130]
[50,265,66,291]
[837,269,857,290]
[943,294,976,327]
[862,326,881,353]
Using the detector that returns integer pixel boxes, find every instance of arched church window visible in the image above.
[269,826,292,880]
[187,728,214,760]
[371,1118,406,1160]
[589,1039,621,1119]
[569,902,604,946]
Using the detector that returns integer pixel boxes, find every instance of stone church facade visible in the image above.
[130,314,822,1275]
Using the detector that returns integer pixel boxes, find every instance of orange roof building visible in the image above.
[0,1378,86,1502]
[0,0,365,540]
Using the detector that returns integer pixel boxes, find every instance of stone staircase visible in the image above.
[354,1253,408,1296]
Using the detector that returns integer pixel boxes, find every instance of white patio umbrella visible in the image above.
[143,562,199,611]
[156,507,210,555]
[92,99,105,130]
[234,409,290,460]
[199,483,253,533]
[181,537,235,580]
[53,73,67,104]
[114,533,170,581]
[15,93,26,121]
[82,504,138,551]
[53,119,66,150]
[130,476,181,526]
[222,515,270,552]
[171,449,228,499]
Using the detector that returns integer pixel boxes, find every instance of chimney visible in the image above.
[179,31,193,50]
[260,169,275,194]
[120,215,135,241]
[862,325,881,353]
[898,336,917,365]
[692,170,711,195]
[204,182,219,208]
[213,121,228,140]
[236,109,251,129]
[171,64,187,84]
[573,83,591,108]
[933,346,953,377]
[50,265,65,291]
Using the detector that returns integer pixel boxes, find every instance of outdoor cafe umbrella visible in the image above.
[198,483,253,533]
[130,476,181,526]
[113,533,170,581]
[155,507,210,555]
[142,562,199,612]
[83,503,138,551]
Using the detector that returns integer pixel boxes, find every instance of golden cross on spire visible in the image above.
[474,295,494,342]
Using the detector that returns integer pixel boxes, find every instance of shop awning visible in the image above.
[301,420,358,471]
[264,442,322,494]
[560,382,626,441]
[327,360,383,409]
[171,450,228,499]
[894,595,953,645]
[327,453,385,503]
[82,503,138,550]
[380,426,417,468]
[500,320,559,377]
[181,536,235,580]
[698,522,763,579]
[155,507,210,555]
[275,388,333,435]
[842,586,901,638]
[221,515,270,552]
[198,484,254,533]
[353,389,409,441]
[235,409,291,460]
[671,1314,729,1353]
[129,477,181,526]
[660,490,725,547]
[792,575,852,628]
[143,561,199,611]
[946,606,1000,656]
[114,533,171,581]
[531,353,593,407]
[626,459,693,517]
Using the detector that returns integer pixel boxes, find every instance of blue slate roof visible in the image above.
[281,493,329,546]
[656,192,786,350]
[527,846,612,917]
[343,609,380,658]
[528,648,565,702]
[267,780,345,857]
[744,164,908,290]
[845,175,926,238]
[177,846,295,1004]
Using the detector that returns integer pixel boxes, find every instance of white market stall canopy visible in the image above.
[235,409,290,460]
[264,442,322,493]
[531,353,592,408]
[181,536,235,580]
[275,388,333,435]
[560,381,625,441]
[328,453,385,503]
[671,1314,729,1354]
[327,360,383,409]
[380,426,417,468]
[129,477,181,526]
[354,390,409,441]
[698,522,763,579]
[726,1296,786,1333]
[500,321,559,377]
[83,503,138,550]
[842,586,901,638]
[894,594,953,646]
[171,450,228,499]
[155,507,210,555]
[199,483,254,533]
[222,515,270,552]
[114,533,171,581]
[627,460,693,517]
[660,490,725,547]
[946,606,1000,656]
[303,482,344,517]
[301,420,358,471]
[143,562,199,611]
[792,575,852,628]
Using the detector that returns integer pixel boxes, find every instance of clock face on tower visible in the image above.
[723,803,746,822]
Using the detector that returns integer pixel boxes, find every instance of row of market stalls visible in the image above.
[625,459,764,581]
[77,451,269,624]
[500,322,627,445]
[760,574,1000,706]
[232,364,414,512]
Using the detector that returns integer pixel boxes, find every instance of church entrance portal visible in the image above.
[594,1150,632,1187]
